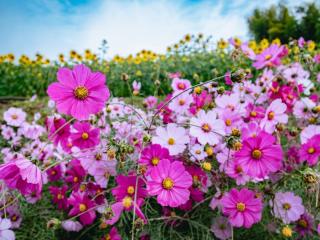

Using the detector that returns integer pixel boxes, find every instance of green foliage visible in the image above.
[248,2,320,42]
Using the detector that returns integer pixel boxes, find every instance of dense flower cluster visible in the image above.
[0,37,320,239]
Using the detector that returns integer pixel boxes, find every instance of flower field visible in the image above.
[0,36,320,240]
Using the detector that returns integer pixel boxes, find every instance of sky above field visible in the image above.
[0,0,310,59]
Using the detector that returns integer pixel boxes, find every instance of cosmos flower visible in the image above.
[102,227,122,240]
[70,122,100,150]
[47,64,110,120]
[260,99,288,133]
[45,117,70,146]
[234,131,283,179]
[299,134,320,166]
[3,107,26,127]
[211,216,232,240]
[189,110,225,145]
[253,44,285,69]
[0,218,15,240]
[152,123,189,155]
[68,191,96,225]
[271,191,305,224]
[61,220,83,232]
[220,188,263,228]
[0,157,42,196]
[49,185,69,210]
[138,144,171,170]
[295,212,314,237]
[171,78,191,92]
[147,159,192,207]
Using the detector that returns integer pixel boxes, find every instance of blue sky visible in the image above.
[0,0,308,59]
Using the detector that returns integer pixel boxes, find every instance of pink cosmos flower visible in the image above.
[241,43,256,60]
[70,122,100,150]
[186,165,208,202]
[171,78,191,92]
[103,227,122,240]
[147,159,192,207]
[225,160,249,185]
[143,96,158,109]
[244,103,265,122]
[271,191,305,224]
[0,218,15,240]
[3,107,26,127]
[139,144,171,170]
[211,216,232,240]
[0,158,42,196]
[189,144,207,161]
[49,185,69,210]
[152,123,189,155]
[300,125,320,144]
[190,110,225,145]
[46,117,70,146]
[111,174,147,202]
[68,191,96,225]
[220,188,262,228]
[65,159,86,189]
[47,64,110,120]
[295,212,314,237]
[299,134,320,166]
[5,206,22,229]
[234,131,283,179]
[253,44,285,69]
[261,99,288,133]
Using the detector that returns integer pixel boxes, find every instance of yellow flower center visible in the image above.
[225,119,232,126]
[73,176,79,182]
[104,234,111,240]
[195,150,201,154]
[268,111,275,120]
[250,111,257,117]
[151,157,160,166]
[252,149,262,159]
[11,215,17,221]
[95,153,102,160]
[168,138,175,145]
[127,186,135,195]
[162,177,174,190]
[79,203,87,212]
[122,196,132,208]
[201,123,211,133]
[74,86,89,100]
[57,193,63,200]
[265,54,272,60]
[11,114,18,120]
[236,165,243,173]
[236,202,246,212]
[308,147,315,154]
[82,132,89,140]
[283,203,291,210]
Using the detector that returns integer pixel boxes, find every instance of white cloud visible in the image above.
[0,0,309,59]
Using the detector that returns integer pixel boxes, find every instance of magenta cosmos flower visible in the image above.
[234,131,283,179]
[271,191,305,224]
[147,159,192,207]
[0,158,42,196]
[299,134,320,166]
[68,191,96,225]
[70,122,100,150]
[47,64,110,120]
[138,144,171,170]
[45,117,70,146]
[102,227,122,240]
[220,188,263,228]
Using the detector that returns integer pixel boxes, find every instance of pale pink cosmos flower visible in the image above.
[0,218,15,240]
[143,96,158,109]
[261,99,288,133]
[225,160,250,185]
[152,123,189,155]
[168,93,193,114]
[300,125,320,144]
[3,107,26,127]
[293,98,316,119]
[271,192,305,224]
[189,144,207,161]
[61,220,83,232]
[171,78,191,92]
[47,64,110,120]
[190,110,225,145]
[211,216,232,240]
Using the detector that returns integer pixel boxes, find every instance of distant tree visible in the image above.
[248,2,320,42]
